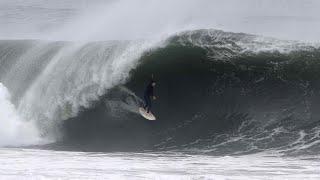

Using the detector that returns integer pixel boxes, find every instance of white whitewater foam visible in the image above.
[0,148,319,180]
[0,83,41,147]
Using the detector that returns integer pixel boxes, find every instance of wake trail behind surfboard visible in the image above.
[109,86,156,120]
[104,86,144,115]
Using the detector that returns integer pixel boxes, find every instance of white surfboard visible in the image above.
[139,107,156,120]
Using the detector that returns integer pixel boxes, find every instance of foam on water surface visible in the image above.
[0,148,319,180]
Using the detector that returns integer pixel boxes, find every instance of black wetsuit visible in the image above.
[143,81,154,113]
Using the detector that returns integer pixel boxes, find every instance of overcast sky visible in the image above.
[0,0,320,42]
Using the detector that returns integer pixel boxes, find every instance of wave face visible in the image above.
[1,29,320,155]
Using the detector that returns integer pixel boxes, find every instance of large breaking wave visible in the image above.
[0,29,320,155]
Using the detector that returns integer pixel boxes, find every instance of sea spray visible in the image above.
[0,83,41,146]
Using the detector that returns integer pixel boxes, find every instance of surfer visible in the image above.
[143,79,156,113]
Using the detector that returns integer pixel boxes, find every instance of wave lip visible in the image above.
[169,29,318,59]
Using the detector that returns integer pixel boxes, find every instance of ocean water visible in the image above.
[1,1,320,179]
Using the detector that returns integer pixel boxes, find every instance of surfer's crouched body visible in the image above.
[143,80,156,113]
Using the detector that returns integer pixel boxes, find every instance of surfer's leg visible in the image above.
[143,95,148,109]
[147,98,152,113]
[144,96,151,113]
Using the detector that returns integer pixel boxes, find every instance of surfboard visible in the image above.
[139,107,156,120]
